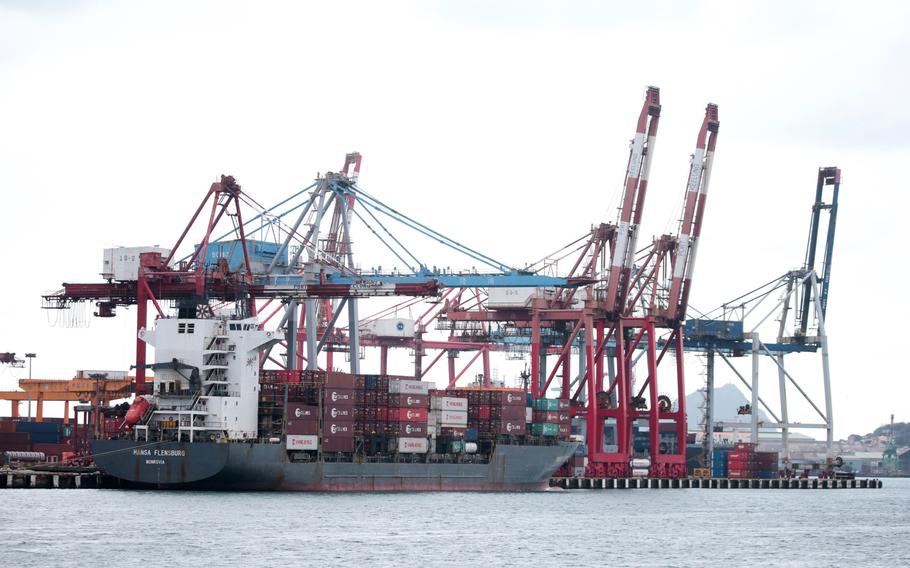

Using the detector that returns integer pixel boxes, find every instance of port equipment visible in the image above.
[42,161,589,396]
[685,167,840,464]
[41,87,718,479]
[442,88,720,477]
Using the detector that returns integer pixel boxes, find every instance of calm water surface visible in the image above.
[2,478,908,567]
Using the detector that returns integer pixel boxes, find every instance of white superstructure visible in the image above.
[138,316,279,441]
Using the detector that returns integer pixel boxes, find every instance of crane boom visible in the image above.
[604,86,661,314]
[666,102,719,321]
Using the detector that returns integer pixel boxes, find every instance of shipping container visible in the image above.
[389,394,430,408]
[396,437,429,453]
[15,421,61,434]
[388,408,429,423]
[325,372,358,389]
[530,423,559,437]
[322,436,355,453]
[323,405,356,421]
[464,428,479,442]
[490,390,526,407]
[525,407,533,423]
[430,396,468,412]
[497,419,526,435]
[323,389,356,405]
[388,379,430,395]
[439,427,467,439]
[286,435,318,450]
[386,422,429,436]
[430,409,468,427]
[492,405,526,420]
[286,419,318,435]
[287,404,318,421]
[534,398,561,411]
[323,421,355,437]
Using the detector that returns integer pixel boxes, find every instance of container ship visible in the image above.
[90,314,577,491]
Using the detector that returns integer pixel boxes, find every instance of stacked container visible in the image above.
[712,448,730,478]
[430,394,469,453]
[530,398,570,438]
[464,389,527,437]
[322,373,358,453]
[755,451,779,479]
[726,442,757,478]
[387,379,430,453]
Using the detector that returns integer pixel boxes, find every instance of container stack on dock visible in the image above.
[755,451,780,479]
[0,418,75,463]
[726,442,757,479]
[712,448,729,478]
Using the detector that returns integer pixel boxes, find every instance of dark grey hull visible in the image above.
[91,440,577,491]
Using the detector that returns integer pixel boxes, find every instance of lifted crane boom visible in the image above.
[604,86,661,314]
[666,102,720,322]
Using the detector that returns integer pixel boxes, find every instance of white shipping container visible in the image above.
[631,458,651,468]
[430,409,468,427]
[102,246,171,281]
[431,396,468,411]
[369,318,415,338]
[525,407,533,423]
[631,468,650,478]
[388,379,430,395]
[286,435,318,450]
[397,437,429,453]
[427,425,437,437]
[486,287,556,309]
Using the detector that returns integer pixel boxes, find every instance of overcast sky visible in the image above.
[1,1,908,438]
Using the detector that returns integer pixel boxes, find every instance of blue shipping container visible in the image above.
[464,428,479,442]
[15,421,61,434]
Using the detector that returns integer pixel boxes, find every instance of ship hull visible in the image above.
[91,440,576,491]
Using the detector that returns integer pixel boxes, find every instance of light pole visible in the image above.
[25,353,36,419]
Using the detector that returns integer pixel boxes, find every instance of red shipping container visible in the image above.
[287,404,318,421]
[324,388,356,406]
[440,427,466,439]
[287,419,318,435]
[478,405,491,420]
[376,407,389,422]
[733,442,757,451]
[727,470,753,479]
[534,411,561,423]
[385,421,428,436]
[492,405,526,420]
[322,436,355,452]
[388,394,429,408]
[490,390,526,407]
[326,372,358,389]
[389,408,429,423]
[0,420,17,433]
[726,451,755,462]
[496,419,526,435]
[556,399,570,410]
[323,405,355,421]
[323,421,355,437]
[558,424,571,437]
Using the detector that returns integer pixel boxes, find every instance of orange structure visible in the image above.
[0,374,134,423]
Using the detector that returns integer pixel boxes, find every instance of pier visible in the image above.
[551,477,883,490]
[1,468,101,489]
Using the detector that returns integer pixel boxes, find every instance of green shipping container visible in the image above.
[450,440,465,453]
[534,398,560,411]
[531,423,560,436]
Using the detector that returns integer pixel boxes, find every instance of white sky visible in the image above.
[1,1,908,438]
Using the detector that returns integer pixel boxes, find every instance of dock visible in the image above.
[1,468,102,489]
[551,477,883,490]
